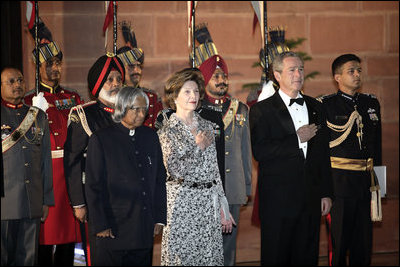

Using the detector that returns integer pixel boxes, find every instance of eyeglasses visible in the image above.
[129,106,147,114]
[1,77,24,86]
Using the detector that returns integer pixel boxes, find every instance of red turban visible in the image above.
[199,55,228,86]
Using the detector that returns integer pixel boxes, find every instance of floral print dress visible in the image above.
[157,112,228,266]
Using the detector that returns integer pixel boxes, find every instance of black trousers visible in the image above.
[92,238,152,266]
[260,209,321,266]
[330,197,372,266]
[38,242,75,266]
[1,218,41,266]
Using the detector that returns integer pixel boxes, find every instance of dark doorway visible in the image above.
[1,1,22,71]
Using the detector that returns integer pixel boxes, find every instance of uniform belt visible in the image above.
[330,156,373,171]
[166,177,217,189]
[331,156,382,221]
[51,149,64,159]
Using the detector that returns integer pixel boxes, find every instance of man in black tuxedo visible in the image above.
[249,51,333,265]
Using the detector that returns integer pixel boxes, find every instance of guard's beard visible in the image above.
[98,88,119,107]
[213,83,228,96]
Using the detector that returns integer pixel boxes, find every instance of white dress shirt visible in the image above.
[279,90,309,157]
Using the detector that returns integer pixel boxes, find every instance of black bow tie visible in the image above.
[289,98,304,106]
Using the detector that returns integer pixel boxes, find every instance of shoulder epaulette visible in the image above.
[360,92,377,99]
[60,86,82,97]
[80,101,97,108]
[316,93,336,103]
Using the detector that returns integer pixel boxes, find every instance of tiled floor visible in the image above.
[73,243,86,266]
[235,252,399,266]
[74,242,398,266]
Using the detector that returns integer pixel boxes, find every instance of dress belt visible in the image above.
[330,156,378,190]
[330,156,382,222]
[51,149,64,159]
[166,177,217,189]
[330,156,373,171]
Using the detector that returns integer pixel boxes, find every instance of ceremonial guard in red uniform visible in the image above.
[64,54,125,266]
[117,21,163,129]
[23,18,83,266]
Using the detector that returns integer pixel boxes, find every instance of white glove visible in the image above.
[257,80,276,102]
[32,92,49,112]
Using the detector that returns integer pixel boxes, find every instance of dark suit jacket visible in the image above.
[85,123,167,250]
[64,101,116,207]
[249,92,333,220]
[1,104,54,220]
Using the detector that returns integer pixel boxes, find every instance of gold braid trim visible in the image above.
[327,109,363,149]
[2,107,39,152]
[68,103,96,137]
[223,99,239,141]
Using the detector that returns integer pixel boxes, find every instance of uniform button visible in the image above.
[135,151,139,155]
[49,121,53,124]
[150,104,154,108]
[149,95,153,98]
[149,124,152,127]
[25,180,30,184]
[226,169,231,173]
[22,146,27,149]
[225,135,229,139]
[16,113,21,116]
[131,137,135,141]
[142,192,146,196]
[25,163,29,166]
[56,146,61,149]
[61,90,65,93]
[138,163,142,167]
[149,114,153,117]
[141,177,145,181]
[143,206,147,210]
[225,151,229,155]
[54,132,59,136]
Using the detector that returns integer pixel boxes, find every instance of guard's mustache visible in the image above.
[216,83,227,88]
[109,88,120,94]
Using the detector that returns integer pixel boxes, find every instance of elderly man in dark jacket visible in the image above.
[85,86,167,266]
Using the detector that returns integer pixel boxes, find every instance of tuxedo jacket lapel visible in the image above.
[271,92,297,135]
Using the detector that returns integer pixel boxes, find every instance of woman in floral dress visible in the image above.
[157,68,234,266]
